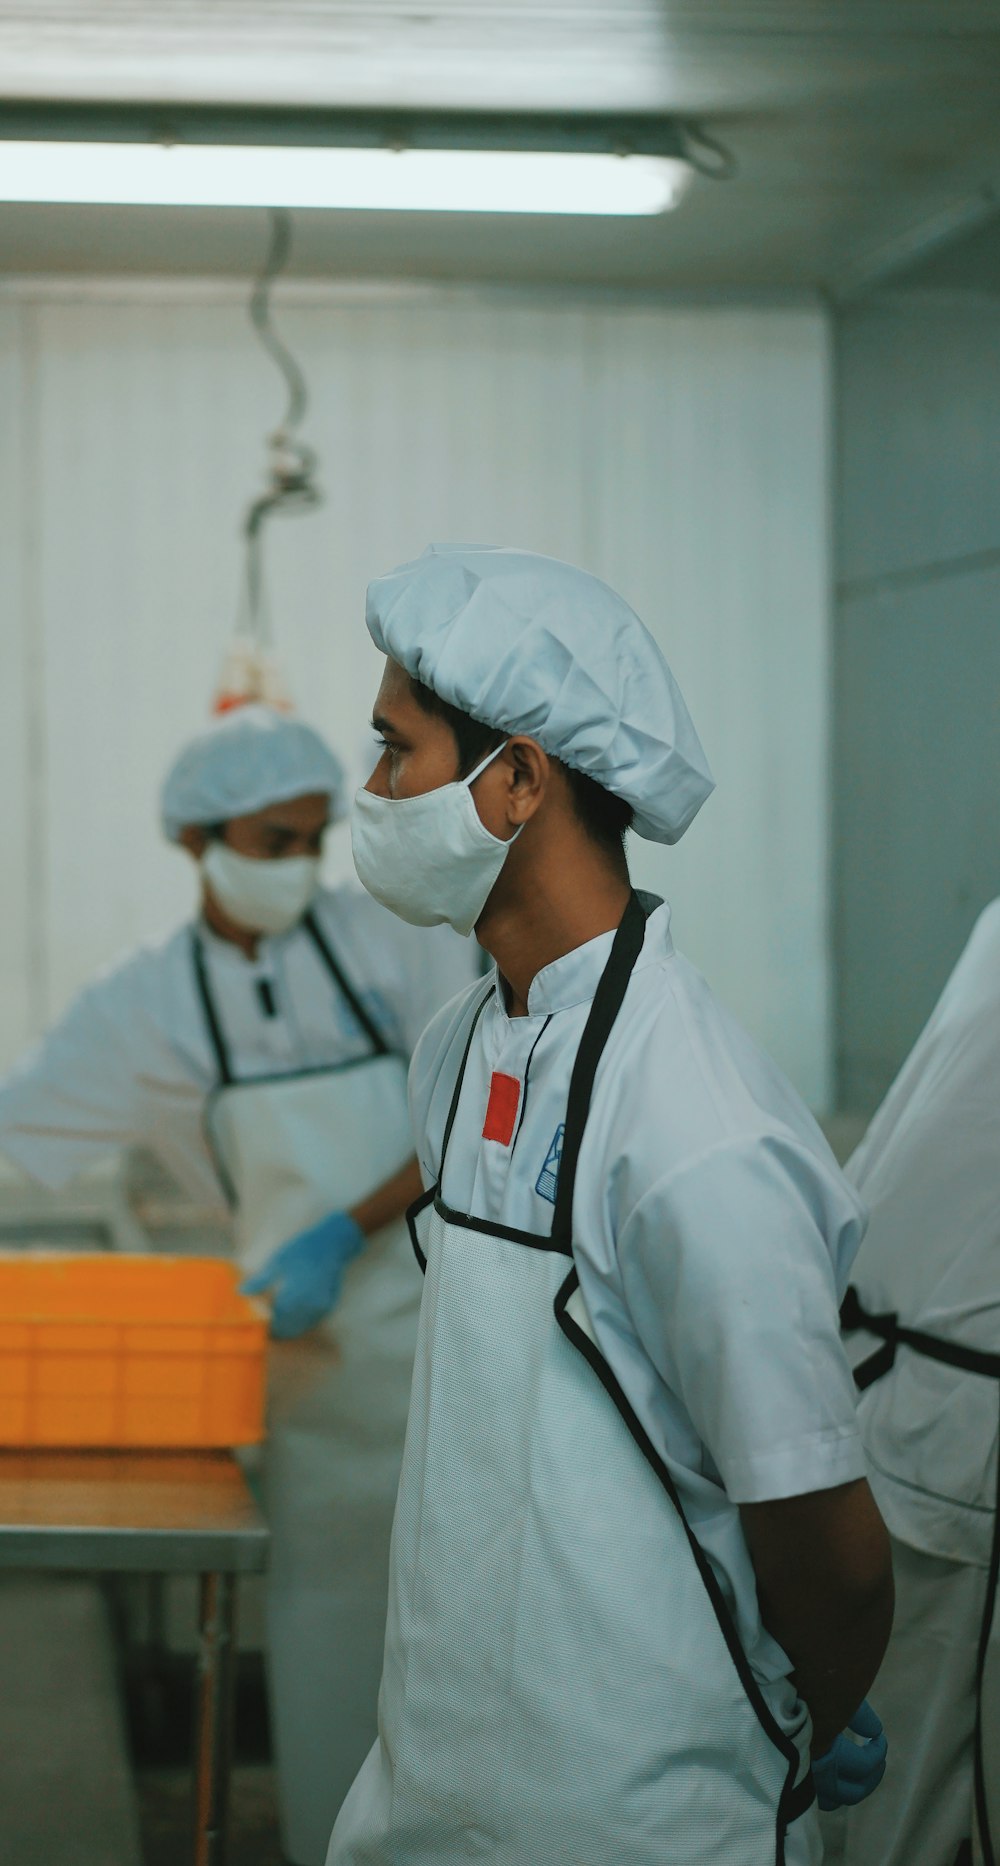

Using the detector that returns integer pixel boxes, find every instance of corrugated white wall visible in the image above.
[0,282,833,1106]
[835,298,1000,1112]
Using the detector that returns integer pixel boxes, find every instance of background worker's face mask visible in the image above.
[202,842,320,937]
[351,745,520,938]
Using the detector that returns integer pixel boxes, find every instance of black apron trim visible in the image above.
[203,1052,406,1211]
[551,890,812,1847]
[406,1186,435,1272]
[434,1195,573,1254]
[842,1284,1000,1866]
[417,893,811,1857]
[438,984,495,1179]
[192,911,396,1090]
[973,1394,1000,1866]
[551,893,648,1248]
[510,1013,554,1157]
[433,895,645,1240]
[301,909,392,1057]
[192,912,402,1204]
[191,929,235,1086]
[783,1770,819,1825]
[553,1267,812,1863]
[406,1191,573,1263]
[842,1284,1000,1388]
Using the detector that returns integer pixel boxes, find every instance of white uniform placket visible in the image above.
[469,1002,549,1215]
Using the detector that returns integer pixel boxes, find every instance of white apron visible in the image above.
[194,914,423,1866]
[841,1286,1000,1865]
[329,896,819,1866]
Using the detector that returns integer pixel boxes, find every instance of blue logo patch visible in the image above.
[535,1124,565,1205]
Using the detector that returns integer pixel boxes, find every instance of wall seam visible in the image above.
[839,541,1000,602]
[18,301,48,1034]
[819,304,836,1116]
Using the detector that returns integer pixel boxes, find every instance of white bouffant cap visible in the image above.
[161,705,347,842]
[366,544,714,844]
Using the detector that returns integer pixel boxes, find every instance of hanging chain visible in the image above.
[238,209,322,649]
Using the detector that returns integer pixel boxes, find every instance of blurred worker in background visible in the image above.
[327,545,894,1866]
[0,703,473,1866]
[825,902,1000,1866]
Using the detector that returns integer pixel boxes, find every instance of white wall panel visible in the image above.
[835,300,1000,1112]
[585,307,832,1105]
[3,283,832,1107]
[0,302,36,1064]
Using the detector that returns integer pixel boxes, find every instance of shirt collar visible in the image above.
[493,894,673,1018]
[195,915,283,970]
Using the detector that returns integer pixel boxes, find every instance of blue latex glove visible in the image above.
[813,1701,888,1812]
[241,1210,365,1340]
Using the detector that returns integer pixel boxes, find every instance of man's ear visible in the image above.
[505,738,549,825]
[178,825,208,860]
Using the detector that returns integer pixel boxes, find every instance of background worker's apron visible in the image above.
[329,895,818,1866]
[842,1275,1000,1866]
[194,913,422,1866]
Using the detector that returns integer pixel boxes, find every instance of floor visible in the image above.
[121,1616,285,1864]
[0,1571,286,1866]
[137,1765,283,1866]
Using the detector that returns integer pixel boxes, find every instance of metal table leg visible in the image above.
[193,1572,237,1866]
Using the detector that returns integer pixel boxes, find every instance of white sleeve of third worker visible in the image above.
[0,981,145,1189]
[616,1133,867,1505]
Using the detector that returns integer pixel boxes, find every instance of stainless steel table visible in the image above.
[0,1450,269,1866]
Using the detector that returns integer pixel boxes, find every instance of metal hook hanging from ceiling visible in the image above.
[239,207,322,648]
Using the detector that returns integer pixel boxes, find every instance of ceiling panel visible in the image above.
[1,2,999,290]
[1,2,999,110]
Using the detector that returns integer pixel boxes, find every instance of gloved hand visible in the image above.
[812,1701,888,1812]
[241,1211,365,1340]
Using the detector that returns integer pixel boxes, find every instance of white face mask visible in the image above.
[201,843,320,938]
[351,744,520,938]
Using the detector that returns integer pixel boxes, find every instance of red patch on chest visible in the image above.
[482,1072,521,1146]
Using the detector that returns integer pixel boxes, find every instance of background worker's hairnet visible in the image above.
[366,544,715,845]
[161,705,347,842]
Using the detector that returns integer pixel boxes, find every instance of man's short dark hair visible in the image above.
[408,678,633,864]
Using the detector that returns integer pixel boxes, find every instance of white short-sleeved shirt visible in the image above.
[409,898,867,1689]
[0,885,474,1210]
[846,898,1000,1568]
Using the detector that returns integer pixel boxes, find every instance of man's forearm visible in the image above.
[741,1477,895,1755]
[761,1566,894,1755]
[350,1156,426,1239]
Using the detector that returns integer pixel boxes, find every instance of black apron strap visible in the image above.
[190,930,235,1087]
[843,1291,1000,1866]
[841,1284,1000,1388]
[437,892,646,1219]
[302,909,392,1057]
[552,892,649,1249]
[974,1395,1000,1866]
[438,985,494,1177]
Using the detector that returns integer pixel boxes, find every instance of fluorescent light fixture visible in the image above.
[0,140,691,216]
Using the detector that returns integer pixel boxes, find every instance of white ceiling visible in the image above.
[1,2,1000,291]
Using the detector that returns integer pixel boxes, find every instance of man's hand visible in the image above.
[812,1700,888,1810]
[740,1476,894,1756]
[242,1210,365,1338]
[240,1156,426,1339]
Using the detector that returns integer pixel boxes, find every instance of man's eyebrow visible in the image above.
[371,710,402,737]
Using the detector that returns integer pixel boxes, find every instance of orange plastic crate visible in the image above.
[0,1254,268,1449]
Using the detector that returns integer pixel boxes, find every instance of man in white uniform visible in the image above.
[825,902,1000,1866]
[0,704,472,1866]
[0,706,456,1233]
[329,544,895,1866]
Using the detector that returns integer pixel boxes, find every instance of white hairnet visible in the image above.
[161,705,347,842]
[366,545,714,844]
